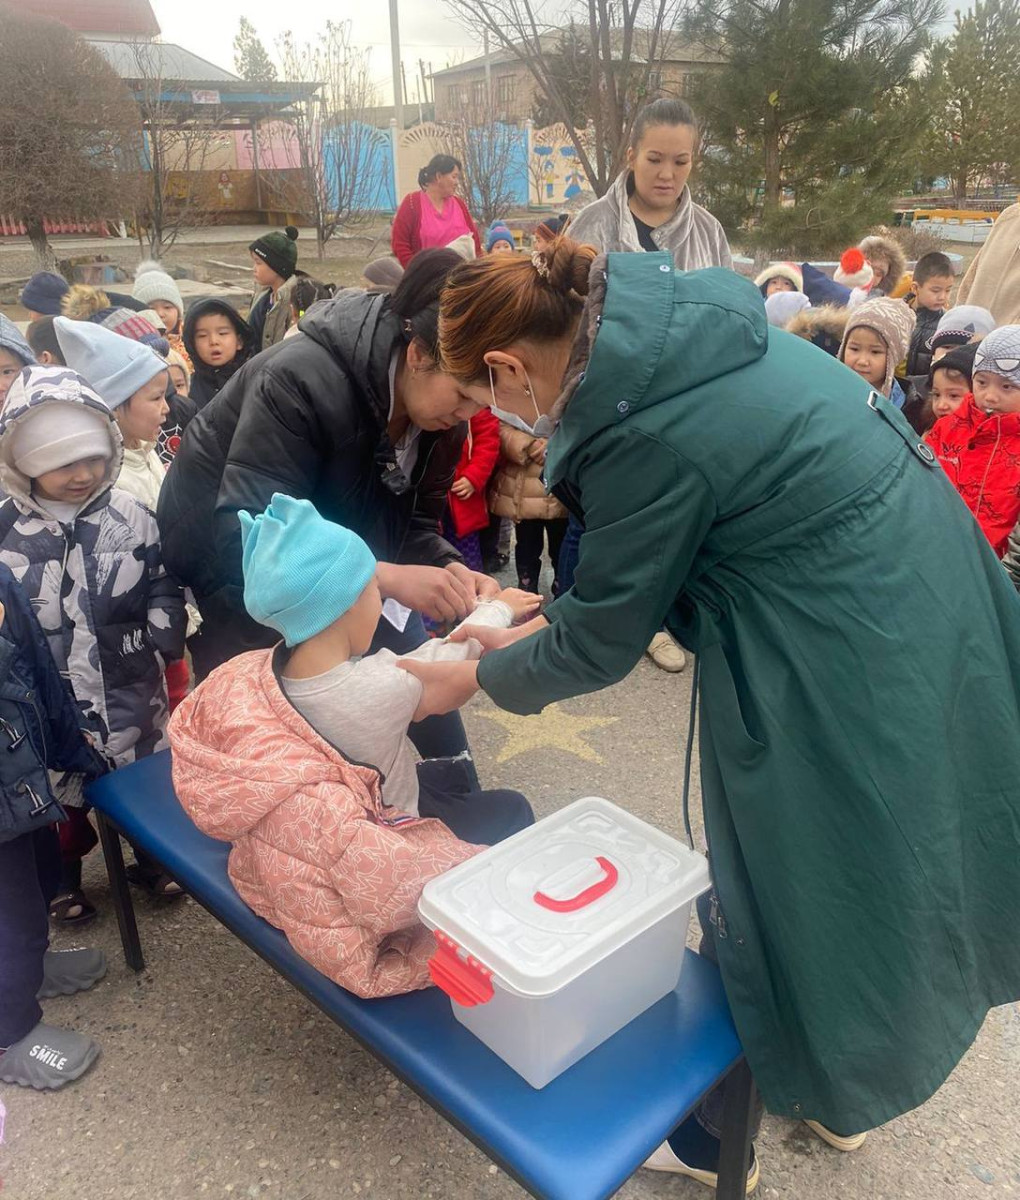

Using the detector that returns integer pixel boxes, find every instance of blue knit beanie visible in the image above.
[20,272,69,316]
[486,222,516,253]
[239,494,377,647]
[54,317,167,409]
[0,314,36,367]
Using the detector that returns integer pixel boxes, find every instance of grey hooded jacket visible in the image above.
[568,171,732,270]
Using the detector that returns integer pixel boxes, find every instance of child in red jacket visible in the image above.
[926,326,1020,556]
[445,408,501,572]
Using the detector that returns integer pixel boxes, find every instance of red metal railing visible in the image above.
[0,217,109,237]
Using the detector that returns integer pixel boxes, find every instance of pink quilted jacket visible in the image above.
[168,649,479,998]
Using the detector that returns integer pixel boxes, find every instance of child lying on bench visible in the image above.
[168,494,534,999]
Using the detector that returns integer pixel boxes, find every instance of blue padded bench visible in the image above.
[87,752,756,1200]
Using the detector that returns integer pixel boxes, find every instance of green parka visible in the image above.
[476,255,1020,1133]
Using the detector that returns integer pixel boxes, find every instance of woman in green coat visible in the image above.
[402,237,1020,1185]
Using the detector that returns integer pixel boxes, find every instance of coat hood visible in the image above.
[787,304,849,358]
[182,298,255,391]
[568,170,731,270]
[183,298,253,362]
[168,647,384,841]
[0,365,122,514]
[297,287,398,423]
[0,314,36,372]
[859,233,907,297]
[545,253,767,487]
[605,170,696,253]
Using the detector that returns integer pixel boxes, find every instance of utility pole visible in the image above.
[389,0,404,130]
[483,27,492,106]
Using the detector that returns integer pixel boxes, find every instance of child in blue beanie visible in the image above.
[241,493,537,844]
[19,271,69,320]
[485,222,516,255]
[0,314,36,410]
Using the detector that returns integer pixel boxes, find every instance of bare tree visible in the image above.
[0,5,140,268]
[277,22,391,258]
[441,101,525,224]
[443,0,685,196]
[129,41,227,257]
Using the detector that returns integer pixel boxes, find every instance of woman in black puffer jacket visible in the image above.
[157,250,493,758]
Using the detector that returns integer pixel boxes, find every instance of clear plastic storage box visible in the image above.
[418,796,711,1088]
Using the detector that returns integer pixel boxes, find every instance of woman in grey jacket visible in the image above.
[568,98,732,270]
[566,97,733,670]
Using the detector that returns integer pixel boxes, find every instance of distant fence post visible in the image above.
[525,119,534,207]
[389,119,400,212]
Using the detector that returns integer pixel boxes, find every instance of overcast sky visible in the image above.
[151,0,484,102]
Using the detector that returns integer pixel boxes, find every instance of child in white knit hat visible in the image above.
[131,262,191,370]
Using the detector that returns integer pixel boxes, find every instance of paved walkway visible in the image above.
[2,653,1018,1199]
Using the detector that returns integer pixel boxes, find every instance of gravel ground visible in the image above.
[2,620,1018,1199]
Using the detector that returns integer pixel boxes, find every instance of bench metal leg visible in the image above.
[96,811,145,972]
[716,1058,757,1200]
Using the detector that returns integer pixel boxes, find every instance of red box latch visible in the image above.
[428,931,494,1007]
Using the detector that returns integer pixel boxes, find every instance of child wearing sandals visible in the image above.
[0,366,186,923]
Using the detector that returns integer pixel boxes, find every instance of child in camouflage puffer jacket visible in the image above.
[0,365,186,922]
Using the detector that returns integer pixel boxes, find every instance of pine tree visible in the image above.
[686,0,942,255]
[919,0,1020,202]
[234,17,278,83]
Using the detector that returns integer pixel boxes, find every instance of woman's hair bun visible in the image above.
[542,235,597,298]
[285,225,299,240]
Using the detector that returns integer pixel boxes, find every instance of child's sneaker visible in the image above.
[643,1113,760,1193]
[0,1024,100,1090]
[37,948,107,998]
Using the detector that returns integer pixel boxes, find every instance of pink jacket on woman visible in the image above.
[168,648,478,998]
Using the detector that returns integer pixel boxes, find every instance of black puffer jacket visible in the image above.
[157,289,465,670]
[182,298,254,410]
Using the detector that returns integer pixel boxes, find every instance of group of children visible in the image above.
[758,234,1020,571]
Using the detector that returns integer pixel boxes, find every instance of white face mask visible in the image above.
[488,365,557,439]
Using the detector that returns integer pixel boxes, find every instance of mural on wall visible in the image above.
[529,124,591,206]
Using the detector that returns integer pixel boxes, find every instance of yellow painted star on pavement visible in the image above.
[474,703,619,765]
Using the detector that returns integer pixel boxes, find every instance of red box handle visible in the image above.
[533,856,619,912]
[428,931,494,1007]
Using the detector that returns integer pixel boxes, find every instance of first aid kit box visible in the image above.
[418,797,711,1088]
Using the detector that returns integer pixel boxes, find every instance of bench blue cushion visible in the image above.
[87,751,742,1200]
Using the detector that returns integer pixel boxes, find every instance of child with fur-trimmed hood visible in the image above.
[755,262,803,298]
[787,304,850,360]
[858,233,907,299]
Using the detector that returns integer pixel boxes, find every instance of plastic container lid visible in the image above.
[418,797,711,997]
